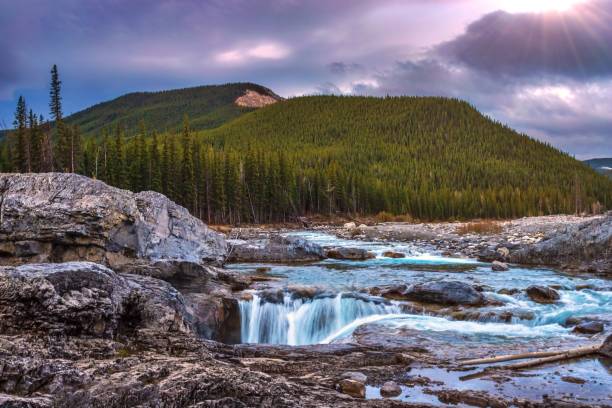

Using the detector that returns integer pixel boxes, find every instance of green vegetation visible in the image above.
[65,82,276,137]
[2,67,611,224]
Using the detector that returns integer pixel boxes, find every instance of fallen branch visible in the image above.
[459,350,565,366]
[503,344,601,370]
[459,334,611,371]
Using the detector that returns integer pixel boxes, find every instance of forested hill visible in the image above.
[194,95,612,221]
[64,82,280,137]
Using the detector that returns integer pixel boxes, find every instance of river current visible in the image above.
[228,231,611,346]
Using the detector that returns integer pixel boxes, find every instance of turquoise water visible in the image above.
[229,231,611,345]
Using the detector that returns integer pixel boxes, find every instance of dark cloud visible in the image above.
[327,62,364,75]
[437,1,612,79]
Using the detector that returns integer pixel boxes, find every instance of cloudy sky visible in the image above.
[1,0,611,159]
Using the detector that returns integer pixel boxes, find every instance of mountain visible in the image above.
[65,82,281,137]
[198,95,612,219]
[584,158,612,178]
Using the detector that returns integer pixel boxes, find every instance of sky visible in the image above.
[1,0,611,159]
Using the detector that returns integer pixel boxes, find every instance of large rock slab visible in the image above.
[0,173,227,268]
[0,262,193,337]
[507,213,612,275]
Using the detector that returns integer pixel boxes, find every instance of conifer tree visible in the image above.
[49,64,68,171]
[28,110,42,172]
[13,96,30,172]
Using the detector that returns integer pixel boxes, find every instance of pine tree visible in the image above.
[49,64,68,171]
[13,96,30,172]
[28,110,42,172]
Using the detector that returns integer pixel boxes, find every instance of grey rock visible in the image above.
[491,261,509,271]
[526,285,560,304]
[404,281,485,306]
[0,173,227,268]
[380,381,402,398]
[340,371,368,383]
[228,235,324,263]
[509,213,612,275]
[0,262,193,337]
[572,321,604,334]
[324,247,375,260]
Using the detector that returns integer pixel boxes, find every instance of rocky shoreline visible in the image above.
[1,173,611,408]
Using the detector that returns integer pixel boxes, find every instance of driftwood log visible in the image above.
[459,334,611,370]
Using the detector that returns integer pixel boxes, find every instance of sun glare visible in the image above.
[499,0,586,13]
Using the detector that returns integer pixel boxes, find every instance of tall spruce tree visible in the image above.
[28,110,41,172]
[13,96,30,172]
[49,64,68,171]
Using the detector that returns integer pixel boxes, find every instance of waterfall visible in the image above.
[239,292,402,345]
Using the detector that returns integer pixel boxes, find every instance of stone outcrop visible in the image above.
[228,235,325,263]
[234,89,281,108]
[0,173,227,269]
[0,262,193,338]
[507,213,612,275]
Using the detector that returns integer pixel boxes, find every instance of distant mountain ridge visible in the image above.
[65,82,281,137]
[584,158,612,178]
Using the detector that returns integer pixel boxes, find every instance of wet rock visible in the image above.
[228,235,325,263]
[526,285,560,304]
[288,285,323,300]
[572,321,604,334]
[382,251,405,259]
[325,247,375,260]
[403,281,485,306]
[497,288,520,296]
[338,379,365,399]
[0,173,227,268]
[491,261,509,271]
[343,222,357,229]
[379,381,402,398]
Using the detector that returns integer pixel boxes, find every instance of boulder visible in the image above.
[491,261,509,271]
[343,222,357,229]
[380,381,402,398]
[0,173,227,269]
[0,262,193,337]
[324,247,375,260]
[526,285,560,304]
[383,251,405,259]
[228,235,325,263]
[338,379,365,399]
[572,321,604,334]
[403,281,485,306]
